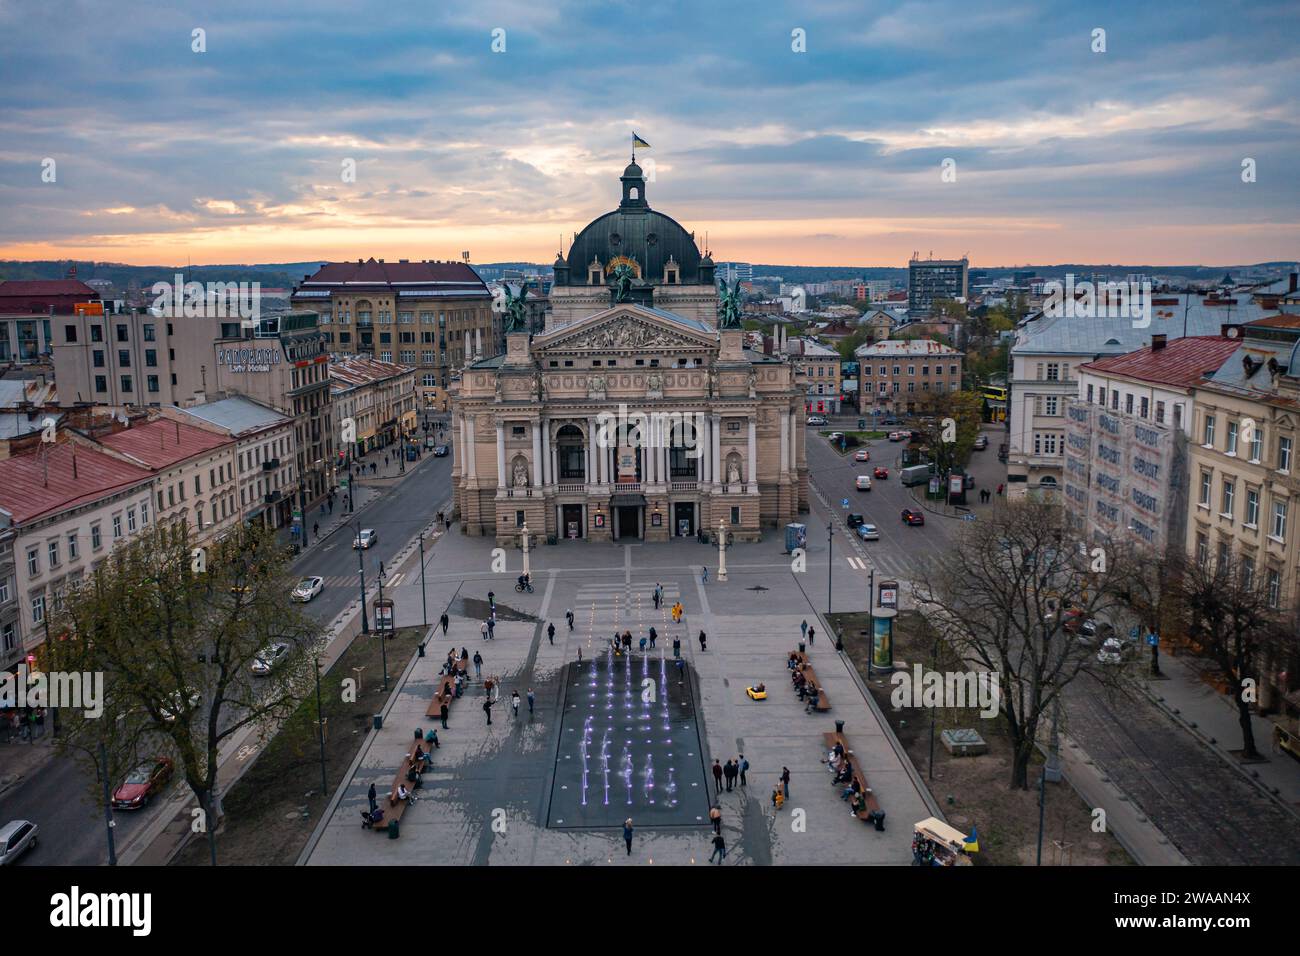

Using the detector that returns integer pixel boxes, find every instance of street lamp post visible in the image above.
[99,741,117,866]
[826,521,834,616]
[355,519,369,635]
[299,480,310,549]
[377,559,389,692]
[418,532,428,629]
[314,654,328,793]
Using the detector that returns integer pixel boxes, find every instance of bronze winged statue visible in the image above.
[503,283,528,333]
[717,278,743,329]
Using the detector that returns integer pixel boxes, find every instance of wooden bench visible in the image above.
[790,659,830,712]
[375,743,426,831]
[425,675,456,719]
[823,731,882,824]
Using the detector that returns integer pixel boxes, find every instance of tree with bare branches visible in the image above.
[912,498,1137,789]
[43,520,323,864]
[1177,551,1291,760]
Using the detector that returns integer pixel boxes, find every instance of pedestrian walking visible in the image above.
[710,833,727,864]
[488,590,495,608]
[547,622,555,645]
[698,630,707,652]
[673,637,681,659]
[648,626,657,648]
[800,619,808,640]
[623,819,634,856]
[445,516,451,531]
[487,618,495,639]
[997,483,1004,496]
[807,626,815,646]
[739,754,748,787]
[702,566,708,584]
[440,702,449,729]
[368,782,378,814]
[328,499,333,515]
[483,698,494,725]
[781,766,791,798]
[511,691,520,719]
[709,805,722,834]
[473,650,483,678]
[712,759,723,794]
[652,588,661,610]
[527,688,535,715]
[565,608,574,630]
[723,759,735,792]
[481,621,489,641]
[440,612,449,635]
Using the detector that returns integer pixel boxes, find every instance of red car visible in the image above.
[112,757,174,810]
[901,508,925,526]
[873,466,889,479]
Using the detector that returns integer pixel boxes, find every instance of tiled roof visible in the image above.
[0,443,152,525]
[1079,336,1243,389]
[0,279,98,297]
[1244,313,1300,330]
[329,355,415,389]
[98,419,233,469]
[297,258,488,293]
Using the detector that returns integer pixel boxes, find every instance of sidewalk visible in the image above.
[1140,652,1300,814]
[0,733,56,798]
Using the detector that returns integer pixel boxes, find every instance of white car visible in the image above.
[0,820,38,865]
[807,415,827,426]
[1097,637,1125,665]
[855,475,873,491]
[353,528,377,549]
[292,576,324,602]
[857,523,880,541]
[159,689,201,723]
[251,643,291,676]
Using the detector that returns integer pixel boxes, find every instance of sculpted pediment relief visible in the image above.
[535,307,715,356]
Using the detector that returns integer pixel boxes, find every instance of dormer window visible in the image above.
[588,258,602,285]
[663,255,679,285]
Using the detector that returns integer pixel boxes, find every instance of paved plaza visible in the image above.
[304,528,936,865]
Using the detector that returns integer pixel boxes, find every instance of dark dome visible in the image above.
[561,164,702,286]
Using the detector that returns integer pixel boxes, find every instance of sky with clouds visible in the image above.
[0,0,1296,267]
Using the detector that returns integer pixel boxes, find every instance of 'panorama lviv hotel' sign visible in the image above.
[216,345,281,373]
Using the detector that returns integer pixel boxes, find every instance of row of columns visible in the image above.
[468,406,799,492]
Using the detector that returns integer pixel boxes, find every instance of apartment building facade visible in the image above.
[854,339,964,416]
[92,418,239,545]
[291,258,495,412]
[1008,293,1267,491]
[165,397,297,530]
[329,355,419,460]
[0,442,155,662]
[907,257,968,319]
[786,337,842,414]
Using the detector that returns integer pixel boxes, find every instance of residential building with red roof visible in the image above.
[93,417,238,545]
[0,441,154,664]
[329,354,418,457]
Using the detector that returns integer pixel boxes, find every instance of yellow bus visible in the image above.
[979,385,1008,423]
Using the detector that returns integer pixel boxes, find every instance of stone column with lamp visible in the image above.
[717,517,728,582]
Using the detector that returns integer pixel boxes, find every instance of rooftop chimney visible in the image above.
[1151,334,1167,351]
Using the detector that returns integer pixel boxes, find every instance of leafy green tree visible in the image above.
[45,521,323,863]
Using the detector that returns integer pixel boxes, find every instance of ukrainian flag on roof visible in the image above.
[964,825,980,853]
[633,133,651,149]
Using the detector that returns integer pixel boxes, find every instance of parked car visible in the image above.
[973,435,989,450]
[432,444,449,457]
[159,689,201,723]
[846,513,865,528]
[251,642,291,676]
[292,576,324,602]
[1097,637,1126,664]
[112,757,174,810]
[0,820,38,865]
[855,475,873,491]
[883,417,901,426]
[353,528,377,549]
[901,508,925,526]
[807,415,828,426]
[873,466,889,479]
[857,523,880,541]
[853,449,871,462]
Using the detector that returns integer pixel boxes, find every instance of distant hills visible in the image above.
[3,259,1295,290]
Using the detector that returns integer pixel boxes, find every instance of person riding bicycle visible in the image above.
[516,573,531,591]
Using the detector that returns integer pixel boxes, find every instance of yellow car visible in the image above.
[746,685,768,700]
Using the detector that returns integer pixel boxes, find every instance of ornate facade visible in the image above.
[451,162,807,545]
